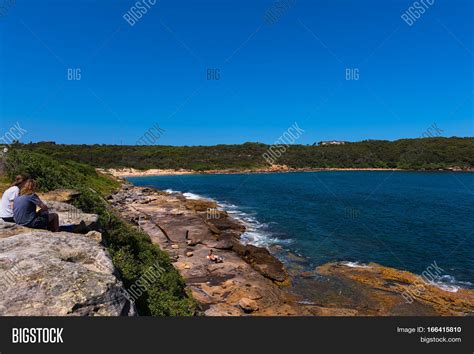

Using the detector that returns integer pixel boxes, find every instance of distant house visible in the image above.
[316,140,348,146]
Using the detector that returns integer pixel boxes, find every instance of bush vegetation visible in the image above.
[4,149,197,316]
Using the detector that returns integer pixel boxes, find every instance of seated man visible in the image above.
[13,179,59,232]
[0,175,25,222]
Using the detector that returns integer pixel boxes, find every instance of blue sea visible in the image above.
[128,172,474,290]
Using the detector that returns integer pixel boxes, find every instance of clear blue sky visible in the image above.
[0,0,472,145]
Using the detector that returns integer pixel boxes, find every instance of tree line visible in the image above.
[11,137,474,171]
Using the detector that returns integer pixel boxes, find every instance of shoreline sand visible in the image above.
[99,166,474,178]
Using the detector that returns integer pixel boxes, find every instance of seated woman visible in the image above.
[206,249,223,263]
[0,175,25,222]
[13,179,59,232]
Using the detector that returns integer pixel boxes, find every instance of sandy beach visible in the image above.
[99,166,404,178]
[98,165,474,178]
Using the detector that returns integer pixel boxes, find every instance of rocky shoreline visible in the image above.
[1,182,472,316]
[109,184,474,316]
[109,184,313,315]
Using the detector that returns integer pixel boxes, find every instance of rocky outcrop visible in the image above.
[232,243,288,282]
[238,297,259,313]
[0,229,135,316]
[311,262,474,316]
[45,200,101,232]
[0,193,135,316]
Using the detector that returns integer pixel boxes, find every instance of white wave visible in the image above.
[182,192,206,200]
[222,206,293,248]
[297,300,316,305]
[430,275,473,293]
[164,189,211,201]
[341,261,371,268]
[434,283,460,293]
[217,201,238,209]
[164,188,180,194]
[219,200,293,247]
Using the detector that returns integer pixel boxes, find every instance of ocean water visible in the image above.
[128,172,474,290]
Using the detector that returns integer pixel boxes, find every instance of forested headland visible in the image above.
[9,137,474,171]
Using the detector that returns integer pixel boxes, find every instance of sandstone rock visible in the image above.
[0,221,30,239]
[0,231,135,316]
[215,238,235,249]
[316,262,474,316]
[269,245,283,252]
[244,287,263,300]
[185,199,217,212]
[206,217,246,233]
[204,209,228,218]
[203,220,221,235]
[204,303,242,316]
[233,243,288,282]
[171,244,179,249]
[204,238,234,250]
[238,297,259,313]
[85,230,102,242]
[186,252,194,257]
[286,252,307,263]
[300,271,314,278]
[45,201,101,232]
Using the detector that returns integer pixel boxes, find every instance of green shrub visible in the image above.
[105,217,196,316]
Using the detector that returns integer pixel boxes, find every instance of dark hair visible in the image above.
[11,175,25,188]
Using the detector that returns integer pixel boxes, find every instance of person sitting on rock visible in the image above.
[207,249,223,263]
[0,175,26,223]
[13,179,59,232]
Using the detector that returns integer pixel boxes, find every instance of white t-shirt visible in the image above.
[0,185,20,218]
